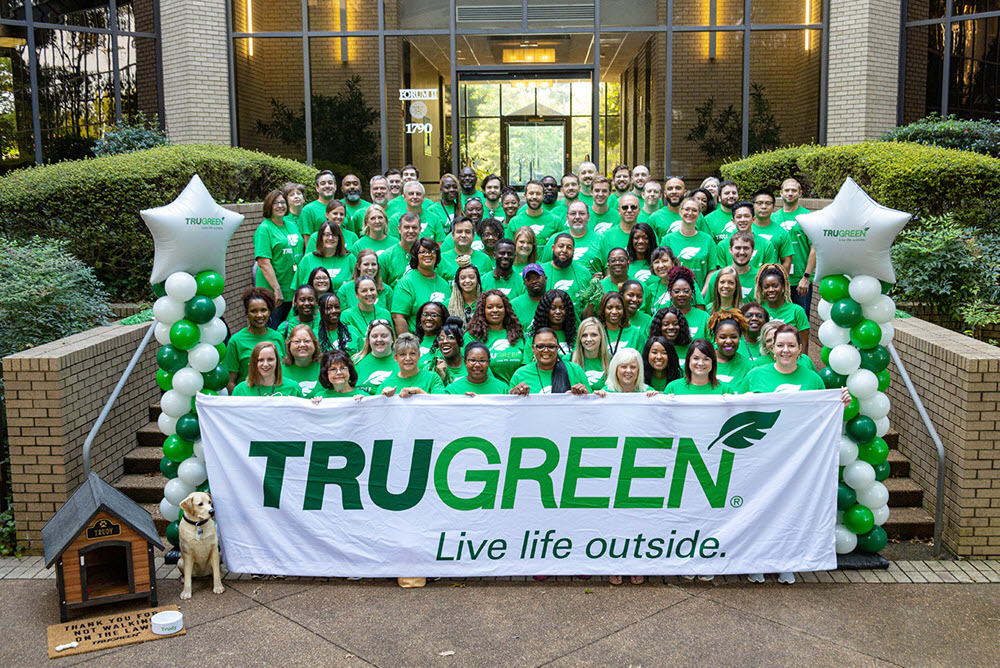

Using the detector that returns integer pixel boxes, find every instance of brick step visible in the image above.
[140,502,171,538]
[886,477,924,507]
[886,450,910,478]
[149,402,161,422]
[883,506,935,540]
[883,431,899,450]
[115,472,167,504]
[124,445,164,474]
[137,423,166,450]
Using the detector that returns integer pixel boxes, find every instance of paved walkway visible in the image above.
[3,556,1000,666]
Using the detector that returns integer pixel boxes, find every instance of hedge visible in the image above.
[880,114,1000,158]
[721,141,1000,230]
[0,144,318,302]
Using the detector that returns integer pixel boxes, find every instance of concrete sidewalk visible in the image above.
[2,560,1000,666]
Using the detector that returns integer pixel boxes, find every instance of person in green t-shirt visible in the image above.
[433,173,465,239]
[390,237,451,334]
[707,309,754,387]
[625,221,656,283]
[596,193,640,273]
[704,180,739,242]
[255,190,304,328]
[597,291,647,357]
[665,265,710,341]
[340,173,371,236]
[641,336,681,392]
[750,189,793,275]
[458,166,484,208]
[352,320,398,394]
[283,181,307,232]
[294,222,356,292]
[599,247,632,295]
[438,216,494,281]
[466,289,527,384]
[648,176,687,237]
[706,229,759,306]
[665,339,730,396]
[316,292,358,355]
[773,178,816,317]
[755,264,811,354]
[390,181,446,243]
[543,235,595,310]
[351,204,396,258]
[664,196,717,288]
[445,341,509,395]
[300,170,338,243]
[704,265,747,316]
[509,328,591,395]
[649,306,694,369]
[509,263,548,331]
[540,200,603,274]
[379,213,422,286]
[447,264,483,326]
[621,280,652,336]
[571,316,611,389]
[427,317,468,384]
[637,179,661,225]
[481,238,525,299]
[278,285,320,339]
[338,249,394,312]
[342,276,393,344]
[308,349,369,400]
[480,174,505,218]
[531,288,579,356]
[576,161,597,207]
[593,346,658,396]
[588,176,620,235]
[302,200,360,255]
[740,301,770,364]
[225,288,288,390]
[381,333,445,396]
[231,340,303,398]
[281,323,322,397]
[508,180,563,245]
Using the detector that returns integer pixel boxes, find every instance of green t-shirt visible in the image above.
[752,221,793,260]
[342,199,371,235]
[540,230,604,275]
[630,310,652,337]
[477,329,527,384]
[704,268,757,303]
[481,271,525,299]
[388,206,446,242]
[598,224,636,272]
[739,363,824,393]
[665,379,730,395]
[588,208,621,235]
[508,360,590,394]
[444,373,509,395]
[649,209,710,238]
[300,199,334,238]
[627,260,652,284]
[648,376,669,392]
[232,379,303,397]
[778,215,813,283]
[754,355,817,372]
[351,235,397,259]
[714,232,778,272]
[391,270,451,331]
[509,210,563,245]
[281,361,321,397]
[293,252,356,292]
[303,226,358,255]
[510,294,543,331]
[771,204,810,227]
[277,313,320,339]
[579,355,608,390]
[354,354,398,394]
[604,324,647,356]
[714,354,754,387]
[542,261,594,308]
[381,368,445,394]
[705,207,734,243]
[663,230,717,287]
[641,277,708,314]
[342,305,392,343]
[254,219,304,294]
[763,300,810,332]
[460,190,486,208]
[681,307,710,341]
[336,281,394,312]
[378,244,414,286]
[223,327,287,385]
[438,248,495,282]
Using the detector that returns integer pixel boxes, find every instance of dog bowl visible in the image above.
[150,610,184,635]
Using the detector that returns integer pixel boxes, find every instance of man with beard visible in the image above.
[379,212,423,285]
[434,173,463,238]
[508,180,562,245]
[510,264,548,331]
[369,175,391,210]
[543,233,593,309]
[713,201,777,273]
[705,180,739,243]
[458,166,484,207]
[481,238,525,298]
[341,173,371,235]
[555,173,583,219]
[300,170,337,245]
[599,193,642,273]
[611,164,632,205]
[540,201,603,274]
[385,169,403,201]
[631,165,650,199]
[588,176,620,235]
[539,175,562,217]
[480,174,505,218]
[577,161,598,207]
[703,231,759,301]
[389,181,445,244]
[439,216,494,281]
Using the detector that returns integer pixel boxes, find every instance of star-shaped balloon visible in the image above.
[797,177,911,283]
[142,174,244,284]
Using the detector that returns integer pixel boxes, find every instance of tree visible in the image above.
[687,83,782,163]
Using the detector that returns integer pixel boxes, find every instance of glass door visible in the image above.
[502,118,569,188]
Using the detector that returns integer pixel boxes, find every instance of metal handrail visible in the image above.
[887,342,947,559]
[82,321,157,477]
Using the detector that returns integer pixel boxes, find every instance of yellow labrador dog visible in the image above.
[178,492,225,599]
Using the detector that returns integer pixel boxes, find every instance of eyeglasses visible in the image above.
[417,248,436,256]
[533,344,558,351]
[466,358,490,365]
[745,312,766,320]
[619,204,638,211]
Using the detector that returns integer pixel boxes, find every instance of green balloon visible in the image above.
[858,437,889,465]
[821,346,832,366]
[196,480,211,493]
[169,319,201,350]
[874,460,891,482]
[156,345,188,373]
[195,270,225,298]
[843,396,859,421]
[819,366,847,389]
[847,415,877,443]
[199,389,218,397]
[819,275,850,302]
[859,345,891,372]
[160,456,180,479]
[156,369,174,391]
[202,365,230,391]
[184,296,217,324]
[166,520,180,547]
[850,319,882,349]
[151,281,167,298]
[844,504,875,534]
[837,482,857,511]
[857,525,888,553]
[163,435,194,463]
[175,412,200,441]
[831,298,864,328]
[215,342,227,363]
[876,368,891,392]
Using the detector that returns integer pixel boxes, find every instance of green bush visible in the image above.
[0,144,318,301]
[881,113,1000,158]
[93,112,169,157]
[720,145,821,197]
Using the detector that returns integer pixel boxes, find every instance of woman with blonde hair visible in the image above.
[571,316,611,390]
[448,264,482,325]
[353,204,395,256]
[710,265,744,314]
[232,341,303,397]
[336,248,394,311]
[512,225,538,276]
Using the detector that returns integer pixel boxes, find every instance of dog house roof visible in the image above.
[42,473,164,567]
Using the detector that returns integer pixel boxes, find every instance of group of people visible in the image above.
[228,162,848,585]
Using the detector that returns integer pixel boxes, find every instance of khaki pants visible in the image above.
[397,577,426,588]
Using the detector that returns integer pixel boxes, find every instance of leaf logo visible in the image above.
[780,220,796,231]
[634,269,651,282]
[429,292,446,302]
[573,246,588,259]
[678,247,699,260]
[773,383,802,393]
[472,240,485,251]
[366,370,392,385]
[594,222,613,233]
[668,221,683,233]
[490,339,511,351]
[706,410,779,450]
[554,279,575,291]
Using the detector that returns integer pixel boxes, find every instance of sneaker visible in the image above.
[747,573,765,583]
[681,575,696,580]
[778,572,796,584]
[697,575,715,582]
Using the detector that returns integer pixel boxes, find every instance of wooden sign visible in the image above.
[86,519,121,540]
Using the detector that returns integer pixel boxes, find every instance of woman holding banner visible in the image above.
[466,290,526,385]
[381,333,445,396]
[641,337,680,392]
[444,342,509,395]
[281,324,322,397]
[509,329,590,395]
[352,320,398,395]
[231,341,303,397]
[571,317,610,389]
[308,350,367,399]
[665,340,729,396]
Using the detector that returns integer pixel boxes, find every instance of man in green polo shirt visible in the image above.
[773,178,815,315]
[588,176,620,235]
[751,189,793,275]
[458,166,485,208]
[508,180,562,245]
[300,170,337,244]
[510,264,548,330]
[341,173,371,236]
[540,200,603,274]
[705,180,739,242]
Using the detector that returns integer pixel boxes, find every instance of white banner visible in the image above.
[196,392,843,577]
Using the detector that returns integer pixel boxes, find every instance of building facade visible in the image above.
[0,1,996,182]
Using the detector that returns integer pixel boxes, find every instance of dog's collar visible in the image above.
[182,516,211,527]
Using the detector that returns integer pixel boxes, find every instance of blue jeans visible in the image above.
[791,281,813,318]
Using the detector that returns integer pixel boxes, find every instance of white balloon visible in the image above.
[874,416,891,438]
[837,510,844,525]
[172,367,204,395]
[161,389,194,418]
[859,391,891,420]
[835,523,858,554]
[213,295,227,319]
[872,504,891,526]
[857,481,890,509]
[848,275,882,306]
[159,497,180,522]
[844,460,876,491]
[163,478,195,506]
[193,439,204,460]
[879,322,894,347]
[839,436,859,467]
[188,343,222,373]
[154,321,173,346]
[153,296,186,326]
[157,411,178,436]
[198,318,228,346]
[863,295,896,324]
[178,457,208,487]
[846,369,879,399]
[817,299,833,321]
[217,388,229,397]
[829,344,862,375]
[165,272,198,302]
[819,320,852,348]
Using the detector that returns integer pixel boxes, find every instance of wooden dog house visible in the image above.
[43,473,164,622]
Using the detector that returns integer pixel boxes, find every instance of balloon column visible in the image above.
[141,175,243,551]
[797,178,910,557]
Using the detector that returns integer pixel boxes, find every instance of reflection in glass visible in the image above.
[233,37,305,160]
[750,31,821,146]
[1,43,33,165]
[118,0,157,33]
[506,122,565,187]
[310,0,377,31]
[949,17,1000,119]
[231,0,301,33]
[954,1,999,16]
[907,0,946,22]
[903,25,944,123]
[118,36,159,123]
[750,0,821,25]
[673,0,743,26]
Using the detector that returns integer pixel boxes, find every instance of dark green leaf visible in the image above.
[706,411,780,450]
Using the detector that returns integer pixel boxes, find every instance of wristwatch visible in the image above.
[803,272,812,279]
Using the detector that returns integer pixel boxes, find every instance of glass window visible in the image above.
[903,24,944,123]
[907,0,946,22]
[1,43,34,168]
[1,2,25,21]
[949,17,1000,119]
[601,0,661,27]
[231,0,302,34]
[955,1,1000,16]
[387,0,449,30]
[390,36,450,183]
[751,0,821,25]
[233,37,305,161]
[36,1,113,29]
[309,0,378,32]
[674,0,744,27]
[117,36,160,124]
[118,0,157,33]
[526,0,594,28]
[749,30,822,147]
